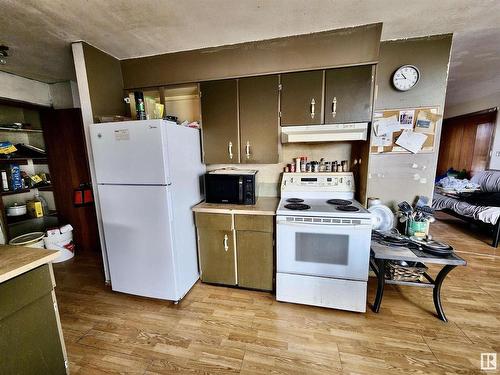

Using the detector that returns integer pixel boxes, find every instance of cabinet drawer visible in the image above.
[235,215,273,232]
[195,212,232,230]
[0,264,53,321]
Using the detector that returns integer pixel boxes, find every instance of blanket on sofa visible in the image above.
[433,192,500,225]
[433,170,500,225]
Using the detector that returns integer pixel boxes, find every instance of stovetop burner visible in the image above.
[327,199,352,206]
[286,198,305,203]
[284,203,311,210]
[337,205,359,212]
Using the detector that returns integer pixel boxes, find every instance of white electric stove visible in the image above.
[276,172,372,312]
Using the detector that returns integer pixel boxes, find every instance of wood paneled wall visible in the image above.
[437,110,497,176]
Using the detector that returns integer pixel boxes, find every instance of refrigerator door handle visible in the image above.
[166,189,174,222]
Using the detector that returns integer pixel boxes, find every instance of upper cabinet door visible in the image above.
[239,75,280,164]
[200,80,239,164]
[324,65,374,124]
[280,71,323,126]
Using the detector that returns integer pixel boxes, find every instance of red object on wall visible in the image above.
[74,184,94,206]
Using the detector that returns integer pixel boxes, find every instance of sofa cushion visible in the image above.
[471,170,500,192]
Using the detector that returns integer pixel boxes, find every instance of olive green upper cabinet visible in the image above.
[239,75,279,164]
[280,71,324,126]
[200,79,239,163]
[324,65,374,124]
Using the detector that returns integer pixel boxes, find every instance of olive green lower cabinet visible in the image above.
[195,212,274,291]
[0,247,68,374]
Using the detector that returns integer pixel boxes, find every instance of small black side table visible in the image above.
[370,241,466,322]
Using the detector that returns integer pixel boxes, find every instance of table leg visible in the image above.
[433,265,456,322]
[372,259,386,313]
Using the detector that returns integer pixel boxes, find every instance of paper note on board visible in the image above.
[395,130,427,153]
[372,134,393,147]
[374,115,400,136]
[399,110,415,129]
[414,110,436,133]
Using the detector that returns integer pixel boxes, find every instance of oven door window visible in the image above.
[295,232,349,265]
[277,221,371,280]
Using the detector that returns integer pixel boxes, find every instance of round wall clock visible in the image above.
[392,65,420,91]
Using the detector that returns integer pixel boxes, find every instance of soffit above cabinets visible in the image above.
[120,24,382,89]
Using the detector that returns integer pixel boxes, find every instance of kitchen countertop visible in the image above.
[0,245,59,284]
[192,197,279,216]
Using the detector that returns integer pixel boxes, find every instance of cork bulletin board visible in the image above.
[370,106,442,154]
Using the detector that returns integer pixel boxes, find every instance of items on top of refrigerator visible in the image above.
[284,156,351,173]
[128,91,165,120]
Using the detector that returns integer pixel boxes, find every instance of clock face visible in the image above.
[392,65,420,91]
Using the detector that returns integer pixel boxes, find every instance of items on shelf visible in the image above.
[6,193,50,219]
[0,166,51,193]
[284,156,350,173]
[0,143,46,160]
[0,141,17,156]
[0,122,33,130]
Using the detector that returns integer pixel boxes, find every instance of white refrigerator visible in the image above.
[89,119,205,301]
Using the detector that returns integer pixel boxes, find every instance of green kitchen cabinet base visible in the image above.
[0,265,66,374]
[196,212,275,291]
[236,231,273,291]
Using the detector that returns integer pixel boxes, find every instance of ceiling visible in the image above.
[0,0,499,108]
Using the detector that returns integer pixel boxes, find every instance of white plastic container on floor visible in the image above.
[43,230,74,263]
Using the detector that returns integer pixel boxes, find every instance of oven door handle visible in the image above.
[277,221,372,230]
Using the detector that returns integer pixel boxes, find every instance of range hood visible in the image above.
[281,122,369,143]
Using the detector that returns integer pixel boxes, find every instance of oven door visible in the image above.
[277,219,371,281]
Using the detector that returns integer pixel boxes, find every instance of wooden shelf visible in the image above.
[1,188,31,196]
[0,127,43,134]
[1,185,53,196]
[7,211,58,226]
[0,157,48,165]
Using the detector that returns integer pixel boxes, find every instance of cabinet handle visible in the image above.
[310,98,316,119]
[331,97,337,118]
[228,141,233,160]
[245,141,251,159]
[223,234,229,252]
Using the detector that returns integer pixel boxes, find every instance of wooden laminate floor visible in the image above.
[53,213,500,374]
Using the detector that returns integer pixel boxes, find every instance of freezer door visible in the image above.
[90,120,170,185]
[97,184,178,300]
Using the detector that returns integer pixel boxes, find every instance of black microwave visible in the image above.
[205,170,257,205]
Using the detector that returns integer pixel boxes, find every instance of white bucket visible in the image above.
[9,232,45,248]
[43,230,74,263]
